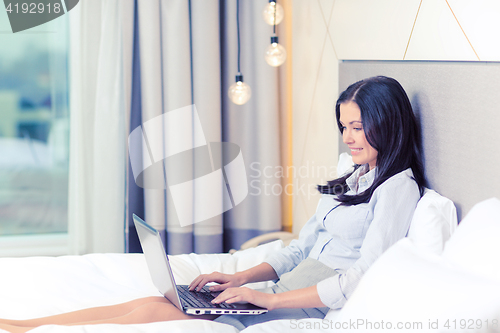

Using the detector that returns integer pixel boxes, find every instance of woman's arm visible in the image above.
[237,262,279,285]
[189,262,278,292]
[263,211,323,278]
[192,199,325,293]
[191,207,324,292]
[212,285,325,311]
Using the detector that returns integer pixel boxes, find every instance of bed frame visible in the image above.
[338,61,500,221]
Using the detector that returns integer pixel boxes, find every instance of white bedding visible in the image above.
[1,198,499,333]
[0,241,281,333]
[3,237,499,333]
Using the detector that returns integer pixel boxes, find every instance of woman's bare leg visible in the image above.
[0,296,171,327]
[69,300,216,326]
[0,300,215,333]
[0,324,29,333]
[0,297,216,332]
[0,298,217,333]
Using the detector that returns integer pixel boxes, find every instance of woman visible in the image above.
[0,76,425,332]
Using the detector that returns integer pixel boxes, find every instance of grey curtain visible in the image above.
[127,0,283,255]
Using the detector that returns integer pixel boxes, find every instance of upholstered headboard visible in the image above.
[338,61,500,221]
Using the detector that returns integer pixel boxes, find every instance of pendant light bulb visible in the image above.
[263,1,284,26]
[228,74,251,105]
[265,36,287,67]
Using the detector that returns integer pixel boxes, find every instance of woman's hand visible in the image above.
[189,263,278,293]
[212,287,278,311]
[188,271,246,292]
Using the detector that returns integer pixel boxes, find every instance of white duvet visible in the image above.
[1,198,500,332]
[0,241,282,333]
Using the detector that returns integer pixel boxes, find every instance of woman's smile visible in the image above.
[349,147,363,155]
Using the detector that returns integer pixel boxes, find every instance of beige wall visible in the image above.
[292,1,339,233]
[291,0,500,231]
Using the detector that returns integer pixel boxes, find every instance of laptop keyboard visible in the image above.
[177,285,236,309]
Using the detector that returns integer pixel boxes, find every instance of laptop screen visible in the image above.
[133,214,183,310]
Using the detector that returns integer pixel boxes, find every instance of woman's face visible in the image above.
[339,101,378,170]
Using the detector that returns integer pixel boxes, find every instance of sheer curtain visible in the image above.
[67,0,289,255]
[68,0,134,254]
[127,0,288,254]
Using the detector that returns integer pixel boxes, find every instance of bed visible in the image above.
[1,61,500,332]
[0,197,499,333]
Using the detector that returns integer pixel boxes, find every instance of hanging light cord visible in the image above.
[237,0,241,73]
[273,1,276,35]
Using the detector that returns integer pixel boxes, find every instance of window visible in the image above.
[0,8,69,256]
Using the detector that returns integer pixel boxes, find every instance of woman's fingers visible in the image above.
[188,276,201,290]
[188,275,206,290]
[189,272,231,291]
[208,283,229,292]
[189,274,211,291]
[212,287,275,310]
[212,287,250,304]
[211,288,233,303]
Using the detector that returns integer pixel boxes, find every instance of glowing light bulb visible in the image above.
[262,1,284,26]
[265,36,287,67]
[228,75,251,105]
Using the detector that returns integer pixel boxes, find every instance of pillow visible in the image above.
[329,237,500,331]
[406,189,458,255]
[442,197,500,284]
[336,152,354,177]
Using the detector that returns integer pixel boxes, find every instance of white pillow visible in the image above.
[407,188,458,255]
[442,197,500,284]
[330,237,500,331]
[336,152,354,177]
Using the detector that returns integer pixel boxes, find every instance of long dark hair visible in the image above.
[317,76,426,205]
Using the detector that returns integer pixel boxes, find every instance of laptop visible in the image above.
[133,214,268,315]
